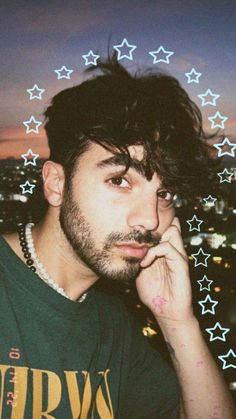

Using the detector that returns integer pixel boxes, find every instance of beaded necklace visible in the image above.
[19,223,88,303]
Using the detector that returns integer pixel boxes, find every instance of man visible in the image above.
[0,55,235,418]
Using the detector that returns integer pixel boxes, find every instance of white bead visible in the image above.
[23,223,87,303]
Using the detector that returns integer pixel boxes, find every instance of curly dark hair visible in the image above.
[44,52,216,199]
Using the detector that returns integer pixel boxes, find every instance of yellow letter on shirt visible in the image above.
[31,368,62,419]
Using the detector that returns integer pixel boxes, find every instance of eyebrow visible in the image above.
[96,154,147,178]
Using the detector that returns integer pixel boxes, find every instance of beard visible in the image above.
[59,185,160,285]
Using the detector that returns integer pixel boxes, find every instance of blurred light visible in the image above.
[10,193,28,203]
[224,262,231,268]
[230,289,235,293]
[213,256,222,264]
[136,304,141,308]
[125,288,131,293]
[229,382,236,390]
[214,287,221,293]
[190,236,203,246]
[208,227,215,232]
[142,326,158,337]
[208,234,226,249]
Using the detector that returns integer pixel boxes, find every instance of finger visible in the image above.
[161,225,187,259]
[140,241,187,269]
[171,216,181,232]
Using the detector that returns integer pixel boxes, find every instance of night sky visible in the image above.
[1,0,236,158]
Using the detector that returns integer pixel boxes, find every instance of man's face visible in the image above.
[59,143,175,284]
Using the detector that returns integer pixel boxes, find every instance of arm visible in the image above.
[136,217,236,418]
[158,316,236,418]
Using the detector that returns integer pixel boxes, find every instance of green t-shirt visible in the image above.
[0,236,181,419]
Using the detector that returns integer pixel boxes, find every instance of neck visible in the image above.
[31,211,98,301]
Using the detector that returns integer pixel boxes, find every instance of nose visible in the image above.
[127,194,159,232]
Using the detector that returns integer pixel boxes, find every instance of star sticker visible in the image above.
[113,38,137,61]
[186,214,203,232]
[26,84,45,100]
[20,180,36,194]
[197,275,213,291]
[205,322,230,342]
[191,247,211,267]
[203,195,217,207]
[197,89,220,106]
[54,66,74,80]
[149,46,174,64]
[208,111,228,129]
[21,149,39,166]
[213,137,236,157]
[218,349,236,370]
[185,68,202,84]
[82,50,100,66]
[198,294,218,315]
[217,168,234,183]
[23,115,42,134]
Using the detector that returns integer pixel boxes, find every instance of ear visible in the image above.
[42,161,65,207]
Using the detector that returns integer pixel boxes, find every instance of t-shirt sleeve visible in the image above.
[120,315,181,419]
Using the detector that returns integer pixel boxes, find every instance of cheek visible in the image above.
[158,208,175,234]
[80,188,125,230]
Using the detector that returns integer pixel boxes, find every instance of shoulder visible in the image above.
[0,232,24,262]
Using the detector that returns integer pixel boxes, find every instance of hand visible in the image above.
[135,217,195,327]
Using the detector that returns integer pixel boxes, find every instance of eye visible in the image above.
[157,189,175,206]
[107,177,130,188]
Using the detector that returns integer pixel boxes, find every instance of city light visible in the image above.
[142,326,158,337]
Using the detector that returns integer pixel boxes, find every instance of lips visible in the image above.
[115,243,151,258]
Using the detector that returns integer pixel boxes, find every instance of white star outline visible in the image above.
[186,214,203,232]
[26,84,45,100]
[213,137,236,157]
[113,38,137,61]
[82,50,100,66]
[149,46,174,64]
[203,195,217,207]
[205,322,230,342]
[54,66,74,80]
[197,89,220,106]
[23,116,42,134]
[218,349,236,370]
[191,247,211,267]
[217,168,234,183]
[197,275,213,291]
[20,180,36,194]
[185,68,202,84]
[208,111,228,129]
[21,149,39,166]
[198,294,218,315]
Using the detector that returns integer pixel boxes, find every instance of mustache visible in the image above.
[105,231,162,248]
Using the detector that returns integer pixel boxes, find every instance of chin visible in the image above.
[100,259,141,284]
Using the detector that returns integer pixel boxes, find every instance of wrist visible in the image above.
[157,315,200,339]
